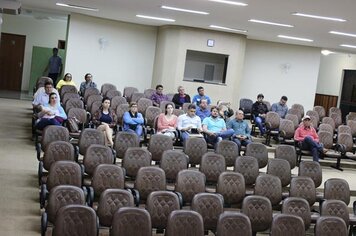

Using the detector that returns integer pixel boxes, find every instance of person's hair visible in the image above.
[129,102,138,108]
[257,93,264,99]
[200,98,208,104]
[177,86,184,92]
[44,81,53,87]
[156,84,163,90]
[210,105,218,112]
[165,103,174,115]
[101,97,110,103]
[84,73,92,79]
[281,95,288,101]
[48,92,57,103]
[197,86,204,92]
[52,48,58,52]
[63,73,72,81]
[187,104,196,110]
[236,110,244,115]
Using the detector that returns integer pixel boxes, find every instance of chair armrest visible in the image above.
[38,161,44,185]
[40,184,48,209]
[36,143,42,161]
[85,186,93,207]
[41,212,48,236]
[128,188,140,207]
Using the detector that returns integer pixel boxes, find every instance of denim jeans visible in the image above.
[255,116,265,135]
[232,137,252,150]
[205,129,235,145]
[301,136,322,162]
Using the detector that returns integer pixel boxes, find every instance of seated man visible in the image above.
[79,73,97,96]
[172,86,191,109]
[294,115,323,162]
[271,96,288,118]
[151,84,169,107]
[33,80,60,111]
[252,93,268,137]
[123,102,144,137]
[227,110,252,150]
[177,104,203,142]
[192,86,212,106]
[196,99,211,121]
[202,106,234,145]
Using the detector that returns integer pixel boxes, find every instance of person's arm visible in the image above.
[59,58,63,75]
[202,118,214,136]
[157,114,169,131]
[245,122,251,138]
[294,127,303,141]
[57,105,67,120]
[271,103,277,112]
[123,112,136,125]
[132,113,144,124]
[185,94,191,103]
[311,128,320,142]
[151,94,159,106]
[172,94,179,107]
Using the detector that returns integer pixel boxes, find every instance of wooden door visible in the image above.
[0,33,26,91]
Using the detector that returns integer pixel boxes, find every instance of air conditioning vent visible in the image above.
[0,0,21,15]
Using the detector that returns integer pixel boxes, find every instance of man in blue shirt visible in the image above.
[271,96,288,118]
[44,48,62,86]
[192,86,212,106]
[196,99,211,121]
[227,110,252,150]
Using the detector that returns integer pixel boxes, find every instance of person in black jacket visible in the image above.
[252,93,269,137]
[172,86,191,109]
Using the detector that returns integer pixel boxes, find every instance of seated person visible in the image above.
[227,110,252,150]
[157,103,178,138]
[33,80,60,111]
[192,86,212,106]
[202,106,234,145]
[217,100,234,121]
[151,84,169,107]
[271,96,288,118]
[56,73,76,90]
[92,97,117,147]
[177,104,203,142]
[79,73,97,96]
[196,99,211,121]
[294,115,323,162]
[252,93,269,137]
[35,92,67,130]
[172,86,191,109]
[123,102,144,137]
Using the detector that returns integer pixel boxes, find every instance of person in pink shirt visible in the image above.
[294,115,323,162]
[157,103,178,138]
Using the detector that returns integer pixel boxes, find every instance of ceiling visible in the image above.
[18,0,356,53]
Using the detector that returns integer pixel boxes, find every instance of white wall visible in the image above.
[65,14,157,92]
[1,14,67,91]
[239,40,321,111]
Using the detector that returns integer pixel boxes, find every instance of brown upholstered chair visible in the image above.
[86,94,103,112]
[287,108,302,123]
[216,172,245,206]
[313,106,326,121]
[324,178,350,205]
[321,199,349,228]
[67,107,89,138]
[84,87,100,104]
[216,211,252,236]
[114,131,140,159]
[285,113,299,130]
[91,164,125,198]
[60,85,78,98]
[160,150,188,182]
[78,128,105,156]
[330,112,343,128]
[322,117,336,131]
[298,161,322,188]
[199,152,226,183]
[110,96,127,112]
[110,207,152,236]
[62,92,80,106]
[282,197,311,230]
[183,137,208,166]
[123,86,139,103]
[270,214,305,236]
[315,216,348,236]
[115,103,130,128]
[234,156,259,186]
[289,176,316,207]
[275,144,297,169]
[100,83,117,96]
[215,140,239,167]
[239,98,253,120]
[134,166,166,202]
[245,143,268,168]
[279,119,296,145]
[306,110,320,122]
[175,170,206,205]
[144,88,155,99]
[264,111,280,146]
[65,97,84,114]
[106,90,122,99]
[122,147,151,179]
[165,210,204,236]
[137,97,153,115]
[254,174,282,207]
[267,158,291,187]
[83,144,114,176]
[319,123,334,134]
[291,103,305,118]
[147,134,173,163]
[131,92,145,103]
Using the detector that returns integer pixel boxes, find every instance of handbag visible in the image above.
[67,117,79,133]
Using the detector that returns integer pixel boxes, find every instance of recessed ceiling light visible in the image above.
[209,25,247,33]
[329,31,356,38]
[209,0,248,6]
[340,44,356,49]
[249,19,294,28]
[278,35,313,42]
[136,15,175,22]
[56,3,98,11]
[321,50,335,56]
[161,6,209,15]
[292,12,346,22]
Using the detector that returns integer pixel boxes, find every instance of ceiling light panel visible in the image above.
[249,19,294,28]
[292,12,346,22]
[136,15,175,22]
[209,0,248,6]
[278,35,313,42]
[161,6,209,15]
[340,44,356,49]
[210,25,247,33]
[56,3,98,11]
[329,31,356,38]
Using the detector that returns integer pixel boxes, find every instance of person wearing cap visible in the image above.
[271,96,288,118]
[294,115,323,162]
[252,93,269,137]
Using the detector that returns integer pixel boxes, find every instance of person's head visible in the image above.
[197,86,205,96]
[210,106,219,118]
[84,73,93,83]
[165,103,174,115]
[101,97,111,109]
[63,73,72,82]
[187,104,196,117]
[52,48,58,56]
[257,93,264,102]
[280,96,288,106]
[236,110,244,120]
[48,92,57,104]
[44,81,54,95]
[177,86,185,95]
[302,115,311,127]
[199,99,208,109]
[155,85,163,95]
[129,102,138,113]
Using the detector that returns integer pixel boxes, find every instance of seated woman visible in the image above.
[123,102,144,137]
[36,92,67,130]
[157,103,178,138]
[92,97,117,146]
[172,86,191,109]
[56,73,76,90]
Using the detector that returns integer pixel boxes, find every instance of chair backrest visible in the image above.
[159,101,175,113]
[101,83,117,95]
[270,214,305,236]
[321,199,349,227]
[114,131,140,158]
[83,144,114,176]
[310,115,319,129]
[245,143,268,168]
[53,205,98,236]
[285,113,299,130]
[267,158,291,187]
[241,195,273,233]
[191,193,224,232]
[41,125,70,151]
[160,150,188,182]
[275,144,297,169]
[337,132,354,152]
[330,112,342,128]
[67,107,88,126]
[254,174,282,206]
[35,76,52,90]
[215,140,239,167]
[144,88,155,99]
[346,112,356,122]
[173,108,185,117]
[183,137,208,165]
[234,156,259,186]
[182,102,191,113]
[282,197,311,230]
[131,92,145,103]
[291,103,304,117]
[137,97,153,115]
[306,110,320,122]
[47,185,86,223]
[116,103,130,126]
[166,93,175,101]
[46,161,82,191]
[175,170,206,205]
[279,119,295,140]
[322,117,336,130]
[106,89,122,99]
[43,141,75,171]
[62,92,80,105]
[239,98,253,114]
[216,211,252,236]
[318,130,334,149]
[313,106,326,121]
[338,125,351,135]
[122,147,152,178]
[216,172,245,206]
[347,120,356,136]
[91,164,125,197]
[90,100,102,117]
[78,128,105,155]
[287,108,302,123]
[315,216,348,236]
[318,123,334,134]
[265,111,280,129]
[111,207,152,236]
[165,210,204,236]
[146,191,180,230]
[298,161,322,188]
[123,86,139,102]
[65,98,84,114]
[84,87,100,104]
[289,176,316,206]
[324,178,350,205]
[86,94,103,112]
[145,106,162,127]
[110,96,127,111]
[148,134,174,162]
[199,152,226,183]
[329,106,342,116]
[134,166,166,201]
[97,189,134,227]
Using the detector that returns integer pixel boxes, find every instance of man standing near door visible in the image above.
[44,48,62,86]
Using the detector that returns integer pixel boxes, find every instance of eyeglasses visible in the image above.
[189,109,196,112]
[50,97,57,99]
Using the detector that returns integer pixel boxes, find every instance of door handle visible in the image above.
[19,62,22,68]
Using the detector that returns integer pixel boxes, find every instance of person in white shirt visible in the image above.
[177,104,203,142]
